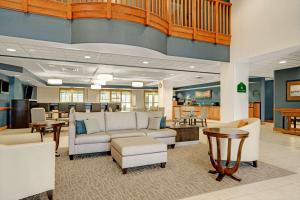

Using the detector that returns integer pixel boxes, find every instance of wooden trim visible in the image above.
[286,80,300,101]
[0,107,10,111]
[0,126,7,132]
[0,0,231,46]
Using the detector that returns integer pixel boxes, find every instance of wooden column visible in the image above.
[167,0,172,35]
[67,3,72,19]
[192,0,196,40]
[215,0,219,44]
[22,0,28,12]
[145,0,150,25]
[107,0,112,19]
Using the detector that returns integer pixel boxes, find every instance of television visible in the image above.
[1,80,9,93]
[24,85,33,99]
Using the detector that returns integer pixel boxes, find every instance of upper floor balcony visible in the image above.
[0,0,231,45]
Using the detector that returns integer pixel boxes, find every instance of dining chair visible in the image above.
[198,107,208,127]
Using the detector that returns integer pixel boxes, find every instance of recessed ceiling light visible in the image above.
[189,65,195,69]
[6,48,16,52]
[170,74,175,76]
[91,84,101,89]
[142,61,149,64]
[132,81,144,87]
[279,60,287,64]
[84,56,91,59]
[47,79,62,85]
[29,49,36,52]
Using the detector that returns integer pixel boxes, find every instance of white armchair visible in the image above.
[211,118,261,167]
[0,133,55,200]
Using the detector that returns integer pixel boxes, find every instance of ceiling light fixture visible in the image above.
[6,48,16,52]
[93,79,106,85]
[91,84,102,89]
[132,81,144,88]
[170,74,175,76]
[97,74,113,81]
[29,49,36,52]
[189,65,195,69]
[47,79,63,85]
[84,56,91,59]
[142,61,149,64]
[279,60,287,64]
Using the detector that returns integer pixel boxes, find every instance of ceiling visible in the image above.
[0,36,221,88]
[0,36,300,88]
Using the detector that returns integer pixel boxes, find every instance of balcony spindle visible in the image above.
[145,0,150,25]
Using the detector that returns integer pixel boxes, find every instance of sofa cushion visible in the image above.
[84,119,100,134]
[136,111,163,129]
[73,112,106,132]
[142,129,177,138]
[75,120,87,135]
[107,130,146,139]
[105,112,136,131]
[148,117,161,130]
[75,132,110,145]
[111,136,167,156]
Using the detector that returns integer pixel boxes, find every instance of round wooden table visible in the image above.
[203,128,249,182]
[30,121,65,157]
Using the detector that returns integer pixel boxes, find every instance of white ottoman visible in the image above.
[111,136,167,174]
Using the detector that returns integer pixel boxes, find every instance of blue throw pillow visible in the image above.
[75,120,87,135]
[160,116,167,129]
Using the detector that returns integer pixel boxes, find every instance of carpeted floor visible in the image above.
[25,144,294,200]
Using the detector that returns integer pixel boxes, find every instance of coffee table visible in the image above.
[203,128,249,182]
[30,121,65,157]
[169,124,199,142]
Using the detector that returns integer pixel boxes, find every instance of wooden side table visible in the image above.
[169,125,199,143]
[203,128,249,182]
[30,121,65,157]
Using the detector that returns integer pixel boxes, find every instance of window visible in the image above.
[98,89,132,111]
[100,90,110,103]
[59,89,84,103]
[121,91,131,111]
[111,90,121,103]
[144,90,159,110]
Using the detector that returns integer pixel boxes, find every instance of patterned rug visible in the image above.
[25,144,294,200]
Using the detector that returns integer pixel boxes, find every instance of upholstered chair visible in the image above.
[0,133,55,200]
[198,107,208,127]
[211,118,261,167]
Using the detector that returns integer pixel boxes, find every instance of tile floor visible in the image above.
[185,123,300,200]
[1,122,300,200]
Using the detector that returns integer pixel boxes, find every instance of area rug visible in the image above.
[25,144,294,200]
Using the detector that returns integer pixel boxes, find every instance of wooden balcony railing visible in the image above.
[0,0,231,45]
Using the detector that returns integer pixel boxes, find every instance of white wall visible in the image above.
[231,0,300,62]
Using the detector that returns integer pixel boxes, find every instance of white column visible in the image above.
[158,80,173,120]
[220,62,249,122]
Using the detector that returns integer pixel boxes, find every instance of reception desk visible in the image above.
[172,105,220,121]
[274,108,300,136]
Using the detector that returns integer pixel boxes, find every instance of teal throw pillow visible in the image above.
[160,116,167,129]
[75,120,87,135]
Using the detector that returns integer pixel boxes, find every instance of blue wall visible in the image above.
[0,9,229,62]
[175,80,265,105]
[0,73,10,127]
[0,73,37,128]
[274,67,300,128]
[265,80,274,120]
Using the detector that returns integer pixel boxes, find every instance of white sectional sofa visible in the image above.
[69,111,176,160]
